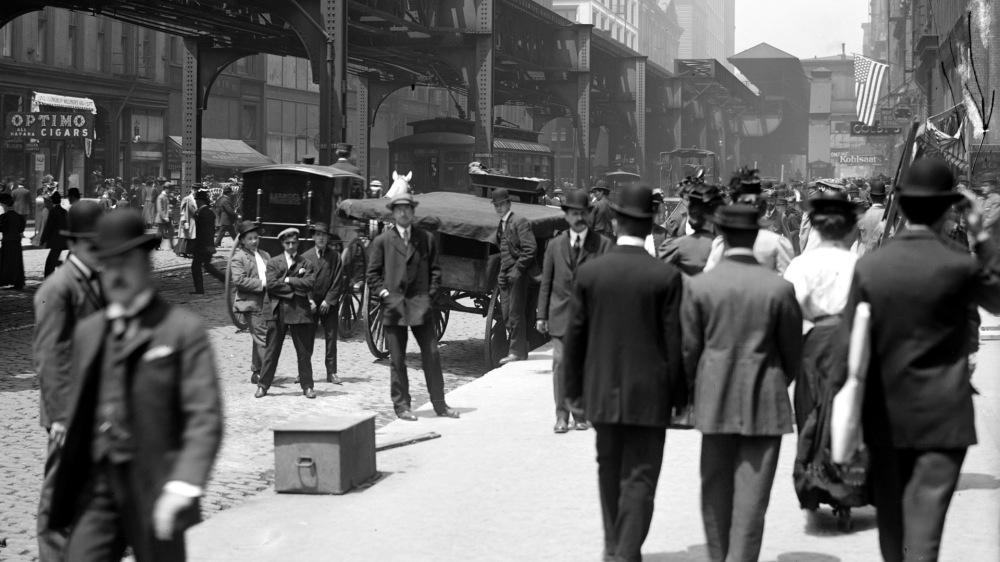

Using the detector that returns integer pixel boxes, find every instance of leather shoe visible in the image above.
[303,388,316,399]
[553,419,569,433]
[574,420,590,431]
[498,354,525,365]
[254,385,267,398]
[397,410,418,421]
[327,373,342,385]
[435,407,460,419]
[250,372,260,385]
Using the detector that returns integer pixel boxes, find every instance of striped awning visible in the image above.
[493,138,552,154]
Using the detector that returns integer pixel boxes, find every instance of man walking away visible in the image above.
[302,222,345,384]
[855,179,887,256]
[213,187,238,246]
[40,191,68,277]
[190,189,225,294]
[682,204,802,562]
[492,188,537,364]
[156,183,175,250]
[564,182,685,562]
[536,189,612,433]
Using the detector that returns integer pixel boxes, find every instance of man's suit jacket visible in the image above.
[302,245,344,309]
[537,230,612,337]
[194,205,216,249]
[265,252,316,324]
[590,198,615,234]
[659,230,715,276]
[215,195,236,226]
[32,257,104,428]
[497,212,537,275]
[230,247,271,313]
[704,229,794,274]
[40,204,67,250]
[366,226,441,327]
[837,229,1000,449]
[12,185,31,215]
[155,191,172,223]
[682,254,802,436]
[564,245,685,427]
[50,296,223,530]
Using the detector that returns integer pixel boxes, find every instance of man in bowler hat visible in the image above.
[33,200,105,562]
[682,204,802,562]
[49,210,223,562]
[302,222,344,384]
[659,183,723,275]
[213,186,238,246]
[589,180,615,238]
[537,189,613,433]
[190,189,225,294]
[255,228,318,399]
[40,190,69,277]
[836,158,1000,561]
[366,193,459,420]
[229,220,270,385]
[564,182,686,561]
[492,187,537,364]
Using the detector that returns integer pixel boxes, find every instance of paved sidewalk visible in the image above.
[187,342,1000,561]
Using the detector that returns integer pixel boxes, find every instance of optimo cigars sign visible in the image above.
[4,112,94,140]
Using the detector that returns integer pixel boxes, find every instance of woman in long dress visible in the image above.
[31,186,51,247]
[0,193,27,289]
[174,187,199,257]
[141,182,157,226]
[782,191,860,514]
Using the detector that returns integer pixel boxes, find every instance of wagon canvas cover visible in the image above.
[339,192,567,243]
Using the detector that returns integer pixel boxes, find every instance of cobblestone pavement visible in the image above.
[0,245,489,561]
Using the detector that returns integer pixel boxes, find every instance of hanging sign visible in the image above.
[4,112,95,140]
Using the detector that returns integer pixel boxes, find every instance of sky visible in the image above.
[734,0,870,61]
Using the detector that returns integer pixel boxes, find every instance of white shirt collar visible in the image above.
[723,247,756,258]
[616,235,645,247]
[285,251,296,266]
[106,289,154,320]
[395,224,411,239]
[501,210,513,223]
[569,228,588,245]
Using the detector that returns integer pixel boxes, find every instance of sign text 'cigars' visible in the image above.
[4,112,94,140]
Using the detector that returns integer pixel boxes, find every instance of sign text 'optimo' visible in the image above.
[4,112,95,140]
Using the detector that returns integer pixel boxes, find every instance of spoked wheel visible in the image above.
[834,507,853,532]
[484,287,509,369]
[338,238,367,339]
[363,282,391,360]
[224,244,250,333]
[434,290,451,341]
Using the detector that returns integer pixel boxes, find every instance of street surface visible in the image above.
[0,239,489,562]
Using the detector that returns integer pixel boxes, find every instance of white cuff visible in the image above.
[379,289,389,298]
[164,481,203,498]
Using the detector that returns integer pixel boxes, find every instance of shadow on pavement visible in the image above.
[412,407,478,418]
[644,544,709,561]
[957,472,1000,491]
[774,553,842,561]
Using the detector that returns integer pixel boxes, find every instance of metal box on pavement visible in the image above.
[273,415,377,494]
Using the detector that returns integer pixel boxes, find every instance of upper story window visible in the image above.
[35,10,47,64]
[0,25,12,58]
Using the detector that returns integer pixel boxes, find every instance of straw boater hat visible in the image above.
[277,227,300,241]
[386,192,418,210]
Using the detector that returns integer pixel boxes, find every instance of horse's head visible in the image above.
[386,171,413,197]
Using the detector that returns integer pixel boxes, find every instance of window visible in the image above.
[36,11,47,63]
[96,19,106,72]
[560,130,567,142]
[67,12,77,68]
[139,28,153,78]
[551,131,558,142]
[0,23,11,57]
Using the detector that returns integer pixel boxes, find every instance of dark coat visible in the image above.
[366,226,441,326]
[837,229,1000,449]
[302,245,344,308]
[230,246,271,313]
[194,205,216,249]
[497,212,537,274]
[659,230,715,276]
[590,198,615,234]
[40,204,67,250]
[12,185,31,215]
[50,296,223,530]
[32,257,104,428]
[265,252,316,324]
[682,254,802,436]
[536,229,613,337]
[215,195,237,226]
[564,245,685,427]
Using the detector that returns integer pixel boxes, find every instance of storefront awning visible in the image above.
[32,92,97,114]
[168,136,274,169]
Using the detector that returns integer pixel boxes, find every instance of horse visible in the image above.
[384,170,412,198]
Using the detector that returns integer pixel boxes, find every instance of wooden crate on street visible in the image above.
[273,414,377,494]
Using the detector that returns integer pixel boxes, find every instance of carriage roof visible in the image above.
[241,164,364,180]
[338,192,567,243]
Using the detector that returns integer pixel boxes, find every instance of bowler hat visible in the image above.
[277,227,300,241]
[590,180,610,193]
[869,180,887,196]
[901,158,962,204]
[237,220,261,239]
[491,188,512,205]
[611,182,656,219]
[310,222,333,235]
[60,200,103,238]
[0,193,12,206]
[386,192,419,210]
[194,189,210,201]
[93,210,157,258]
[67,187,81,199]
[560,189,591,211]
[336,143,353,153]
[714,204,759,230]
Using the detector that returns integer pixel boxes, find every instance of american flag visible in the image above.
[854,55,888,126]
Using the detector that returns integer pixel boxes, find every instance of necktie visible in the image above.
[498,220,505,241]
[572,236,582,265]
[403,229,410,246]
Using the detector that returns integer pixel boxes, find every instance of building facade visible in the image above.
[674,0,735,71]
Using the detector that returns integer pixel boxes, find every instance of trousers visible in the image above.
[594,423,666,562]
[384,323,446,414]
[190,248,224,293]
[258,313,315,391]
[499,269,528,358]
[700,434,781,562]
[37,437,66,562]
[214,225,237,247]
[551,336,581,422]
[247,310,266,374]
[316,308,339,376]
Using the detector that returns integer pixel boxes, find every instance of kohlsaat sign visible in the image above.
[4,112,94,140]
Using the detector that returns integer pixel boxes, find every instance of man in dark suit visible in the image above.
[33,200,105,562]
[255,228,318,399]
[302,222,344,384]
[564,182,685,562]
[50,210,223,562]
[213,186,238,246]
[492,187,537,364]
[836,159,1000,562]
[659,183,723,275]
[229,220,271,385]
[366,193,459,421]
[40,190,68,276]
[190,189,225,294]
[589,180,615,238]
[682,204,802,562]
[12,181,31,215]
[536,189,612,433]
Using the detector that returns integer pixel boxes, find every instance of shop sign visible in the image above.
[34,153,46,171]
[850,121,903,136]
[836,153,885,165]
[5,112,95,140]
[970,145,1000,179]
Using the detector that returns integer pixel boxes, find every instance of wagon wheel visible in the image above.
[363,282,391,360]
[338,238,367,339]
[484,287,509,369]
[435,305,450,341]
[224,244,253,336]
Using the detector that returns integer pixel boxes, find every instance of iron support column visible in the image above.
[574,26,591,188]
[318,0,346,165]
[471,0,494,164]
[181,38,202,197]
[635,58,646,179]
[356,74,370,181]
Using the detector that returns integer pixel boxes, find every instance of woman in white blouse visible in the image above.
[782,192,860,511]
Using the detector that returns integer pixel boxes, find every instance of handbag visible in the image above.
[831,302,872,464]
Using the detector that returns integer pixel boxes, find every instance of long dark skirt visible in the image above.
[794,320,841,433]
[0,239,26,288]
